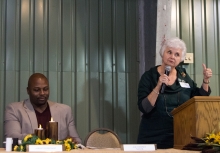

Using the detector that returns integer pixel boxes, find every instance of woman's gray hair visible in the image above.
[159,37,187,61]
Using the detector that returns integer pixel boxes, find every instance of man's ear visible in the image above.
[27,87,30,95]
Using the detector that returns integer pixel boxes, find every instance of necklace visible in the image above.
[163,92,180,118]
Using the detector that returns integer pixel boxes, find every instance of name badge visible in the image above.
[179,82,190,88]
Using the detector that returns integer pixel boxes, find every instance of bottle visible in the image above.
[5,137,13,151]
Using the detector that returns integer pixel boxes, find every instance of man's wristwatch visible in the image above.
[203,79,210,84]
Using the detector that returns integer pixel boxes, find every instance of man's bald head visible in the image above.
[28,73,48,88]
[27,73,50,107]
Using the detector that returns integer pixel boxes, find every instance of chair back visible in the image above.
[84,128,121,148]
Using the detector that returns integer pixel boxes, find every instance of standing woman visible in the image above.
[137,37,212,148]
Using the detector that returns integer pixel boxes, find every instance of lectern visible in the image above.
[171,96,220,149]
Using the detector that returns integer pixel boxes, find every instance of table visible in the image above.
[0,148,200,153]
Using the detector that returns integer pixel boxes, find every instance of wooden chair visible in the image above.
[84,128,122,148]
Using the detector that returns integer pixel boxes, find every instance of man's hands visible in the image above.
[65,136,78,144]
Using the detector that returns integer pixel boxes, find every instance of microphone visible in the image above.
[160,65,171,93]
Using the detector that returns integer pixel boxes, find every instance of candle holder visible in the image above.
[34,128,45,140]
[46,120,58,140]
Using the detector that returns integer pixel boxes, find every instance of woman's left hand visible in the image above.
[202,63,212,80]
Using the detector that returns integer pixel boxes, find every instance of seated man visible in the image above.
[4,73,82,143]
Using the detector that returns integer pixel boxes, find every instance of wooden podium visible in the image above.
[171,96,220,149]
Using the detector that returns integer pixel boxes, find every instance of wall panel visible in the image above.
[171,0,220,96]
[0,0,6,147]
[0,0,139,146]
